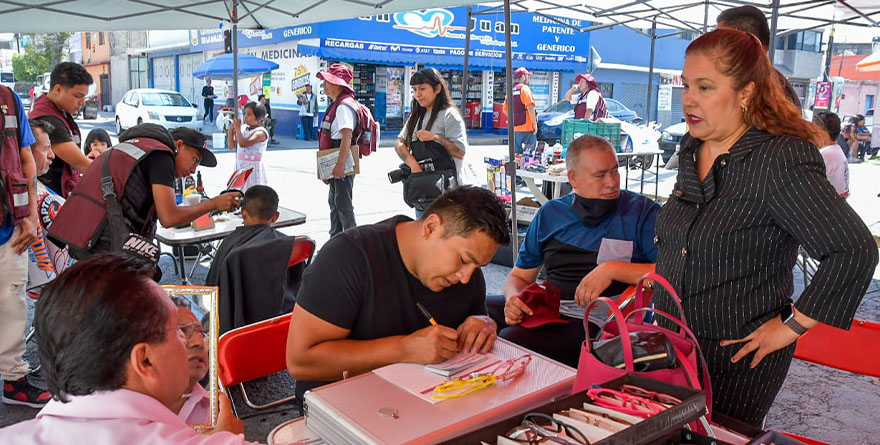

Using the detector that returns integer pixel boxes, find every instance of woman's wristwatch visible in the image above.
[779,304,809,336]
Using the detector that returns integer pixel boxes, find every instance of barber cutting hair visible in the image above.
[49,124,240,260]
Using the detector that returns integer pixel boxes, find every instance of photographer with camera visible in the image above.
[392,68,468,216]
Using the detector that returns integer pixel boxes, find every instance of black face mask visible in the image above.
[571,194,619,226]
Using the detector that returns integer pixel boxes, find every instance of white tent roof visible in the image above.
[482,1,880,37]
[0,0,474,32]
[0,1,877,34]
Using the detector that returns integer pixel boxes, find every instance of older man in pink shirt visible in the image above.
[0,254,257,444]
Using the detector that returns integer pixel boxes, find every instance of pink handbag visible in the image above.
[573,273,712,421]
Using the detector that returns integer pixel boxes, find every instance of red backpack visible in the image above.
[321,94,380,157]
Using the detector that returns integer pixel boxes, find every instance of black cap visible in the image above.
[171,127,217,167]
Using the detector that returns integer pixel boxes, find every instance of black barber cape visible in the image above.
[206,224,297,334]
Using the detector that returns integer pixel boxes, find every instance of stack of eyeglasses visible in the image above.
[432,354,532,400]
[492,384,683,444]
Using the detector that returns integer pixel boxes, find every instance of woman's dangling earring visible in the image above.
[741,105,747,113]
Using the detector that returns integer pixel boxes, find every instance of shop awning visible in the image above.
[304,38,587,71]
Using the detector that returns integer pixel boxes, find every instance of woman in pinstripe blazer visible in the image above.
[654,29,878,426]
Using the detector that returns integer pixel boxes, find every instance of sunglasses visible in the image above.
[620,384,681,406]
[586,387,666,418]
[432,354,532,400]
[503,412,589,445]
[557,409,625,433]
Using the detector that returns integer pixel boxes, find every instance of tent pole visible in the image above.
[702,0,708,34]
[504,0,518,264]
[232,0,239,120]
[646,18,656,124]
[462,5,472,110]
[769,0,779,63]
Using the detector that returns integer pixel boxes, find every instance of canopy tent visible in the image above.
[0,0,877,263]
[856,51,880,72]
[192,53,279,80]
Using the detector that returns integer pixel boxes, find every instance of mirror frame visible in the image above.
[162,285,219,432]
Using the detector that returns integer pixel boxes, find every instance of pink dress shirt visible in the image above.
[178,383,211,425]
[0,388,258,444]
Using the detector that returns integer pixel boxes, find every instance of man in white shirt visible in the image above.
[0,254,254,444]
[813,111,849,197]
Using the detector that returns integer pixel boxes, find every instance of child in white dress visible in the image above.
[228,102,269,192]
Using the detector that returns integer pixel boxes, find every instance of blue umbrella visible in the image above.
[192,53,279,80]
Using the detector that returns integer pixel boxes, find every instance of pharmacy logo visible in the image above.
[393,9,466,38]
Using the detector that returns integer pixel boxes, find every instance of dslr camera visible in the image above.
[387,158,436,184]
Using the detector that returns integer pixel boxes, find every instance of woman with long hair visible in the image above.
[395,68,468,187]
[652,28,876,426]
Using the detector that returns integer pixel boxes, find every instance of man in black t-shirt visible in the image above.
[286,187,510,401]
[48,125,242,258]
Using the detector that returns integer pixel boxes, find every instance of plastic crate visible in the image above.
[562,119,622,151]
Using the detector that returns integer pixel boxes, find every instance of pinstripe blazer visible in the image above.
[654,129,877,339]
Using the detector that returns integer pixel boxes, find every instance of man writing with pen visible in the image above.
[286,187,510,407]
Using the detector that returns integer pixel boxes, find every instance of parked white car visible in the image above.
[115,88,202,135]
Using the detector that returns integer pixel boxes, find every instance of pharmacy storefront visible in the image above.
[182,7,589,136]
[305,6,589,132]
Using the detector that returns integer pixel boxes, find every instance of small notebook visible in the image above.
[424,352,488,377]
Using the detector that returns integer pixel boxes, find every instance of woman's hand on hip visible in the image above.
[721,318,800,369]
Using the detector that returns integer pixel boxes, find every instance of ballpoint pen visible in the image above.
[416,302,438,326]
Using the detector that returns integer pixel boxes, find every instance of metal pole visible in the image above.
[823,26,835,81]
[646,19,656,123]
[702,0,708,34]
[232,0,239,120]
[504,0,518,264]
[462,5,472,110]
[769,0,780,63]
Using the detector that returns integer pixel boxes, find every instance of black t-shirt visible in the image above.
[294,215,487,397]
[123,150,175,225]
[202,85,214,99]
[34,115,75,194]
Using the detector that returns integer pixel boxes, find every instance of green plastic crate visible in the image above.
[561,119,622,151]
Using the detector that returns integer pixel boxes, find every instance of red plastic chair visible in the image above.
[778,319,880,444]
[288,235,316,268]
[217,313,294,417]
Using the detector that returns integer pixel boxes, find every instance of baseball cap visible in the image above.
[317,63,354,92]
[519,282,569,329]
[171,127,216,167]
[514,67,532,79]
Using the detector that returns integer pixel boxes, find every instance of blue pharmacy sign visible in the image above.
[313,6,589,71]
[189,24,319,52]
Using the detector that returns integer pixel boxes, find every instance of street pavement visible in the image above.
[1,112,878,442]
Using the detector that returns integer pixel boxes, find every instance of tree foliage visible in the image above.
[12,33,71,82]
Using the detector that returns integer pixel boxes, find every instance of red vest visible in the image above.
[29,94,82,197]
[48,138,173,256]
[511,83,528,127]
[318,92,359,151]
[0,86,29,226]
[573,89,609,121]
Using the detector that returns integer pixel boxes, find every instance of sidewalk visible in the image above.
[201,120,509,151]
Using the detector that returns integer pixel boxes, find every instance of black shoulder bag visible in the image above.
[402,113,458,211]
